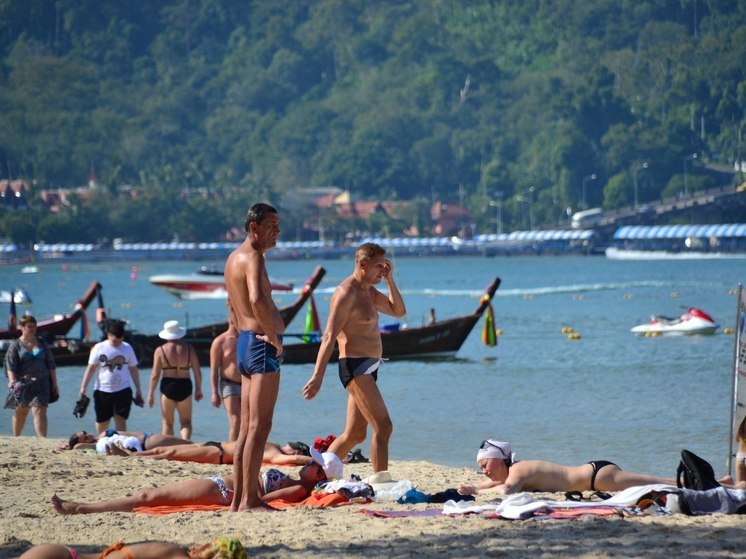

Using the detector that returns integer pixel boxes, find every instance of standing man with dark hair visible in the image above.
[79,321,144,434]
[224,202,284,511]
[302,242,406,484]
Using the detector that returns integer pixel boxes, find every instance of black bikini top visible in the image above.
[160,344,191,372]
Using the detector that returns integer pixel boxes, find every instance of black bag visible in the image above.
[676,449,721,491]
[73,394,90,418]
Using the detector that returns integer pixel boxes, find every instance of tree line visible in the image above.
[0,0,745,245]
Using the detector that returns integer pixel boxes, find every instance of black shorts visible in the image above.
[94,387,133,423]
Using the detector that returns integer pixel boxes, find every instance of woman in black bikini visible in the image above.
[147,321,203,440]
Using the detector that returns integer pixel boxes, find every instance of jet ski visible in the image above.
[631,307,719,336]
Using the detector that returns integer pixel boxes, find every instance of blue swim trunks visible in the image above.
[236,330,283,376]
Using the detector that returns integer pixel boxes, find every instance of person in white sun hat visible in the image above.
[147,320,203,440]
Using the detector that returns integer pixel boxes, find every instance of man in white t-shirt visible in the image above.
[79,321,144,433]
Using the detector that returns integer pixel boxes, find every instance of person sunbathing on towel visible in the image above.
[457,439,745,496]
[106,439,313,467]
[65,430,191,453]
[51,449,343,515]
[17,537,247,559]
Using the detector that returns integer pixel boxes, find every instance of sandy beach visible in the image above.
[0,436,744,558]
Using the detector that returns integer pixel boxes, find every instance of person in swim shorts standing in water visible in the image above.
[302,242,406,483]
[224,202,284,511]
[210,300,242,441]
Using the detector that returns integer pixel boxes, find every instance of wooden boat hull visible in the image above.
[50,272,499,368]
[280,314,482,364]
[0,280,102,340]
[129,266,326,366]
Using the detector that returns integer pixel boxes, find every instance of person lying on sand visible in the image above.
[65,430,191,453]
[51,450,343,514]
[457,439,746,496]
[17,537,247,559]
[106,439,313,467]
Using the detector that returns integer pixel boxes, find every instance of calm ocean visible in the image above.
[1,255,743,478]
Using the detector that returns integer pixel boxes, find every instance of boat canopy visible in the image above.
[473,229,594,242]
[613,224,746,240]
[360,236,453,247]
[34,243,95,252]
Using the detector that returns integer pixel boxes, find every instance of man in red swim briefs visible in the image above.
[302,242,406,483]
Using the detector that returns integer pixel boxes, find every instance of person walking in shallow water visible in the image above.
[302,242,406,483]
[210,301,242,441]
[148,320,203,440]
[79,321,144,434]
[4,315,58,437]
[224,202,285,511]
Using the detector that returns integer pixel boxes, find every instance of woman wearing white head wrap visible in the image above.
[476,439,515,464]
[457,439,739,497]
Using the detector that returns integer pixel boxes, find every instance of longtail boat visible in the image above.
[280,276,501,364]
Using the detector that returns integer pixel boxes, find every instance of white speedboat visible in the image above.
[631,308,719,336]
[149,268,293,300]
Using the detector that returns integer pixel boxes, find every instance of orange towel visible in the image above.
[134,492,356,514]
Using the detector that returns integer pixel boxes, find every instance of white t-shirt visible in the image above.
[95,434,143,454]
[87,340,139,393]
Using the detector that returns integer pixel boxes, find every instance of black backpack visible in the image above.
[676,449,721,491]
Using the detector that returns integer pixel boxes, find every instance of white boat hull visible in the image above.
[148,274,292,300]
[631,317,719,335]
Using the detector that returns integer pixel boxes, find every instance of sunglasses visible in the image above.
[480,440,507,458]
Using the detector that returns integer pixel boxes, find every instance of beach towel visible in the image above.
[440,485,681,520]
[133,492,357,514]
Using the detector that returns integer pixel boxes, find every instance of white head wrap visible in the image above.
[476,439,515,463]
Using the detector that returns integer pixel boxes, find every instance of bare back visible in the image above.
[224,242,283,335]
[336,277,383,358]
[212,331,241,383]
[508,460,595,493]
[158,342,193,379]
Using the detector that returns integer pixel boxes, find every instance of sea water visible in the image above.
[1,255,743,478]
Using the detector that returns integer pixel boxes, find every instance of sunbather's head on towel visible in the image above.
[67,431,96,449]
[477,439,514,465]
[287,441,311,456]
[311,448,344,480]
[188,537,247,559]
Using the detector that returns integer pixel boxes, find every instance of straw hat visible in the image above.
[158,320,186,340]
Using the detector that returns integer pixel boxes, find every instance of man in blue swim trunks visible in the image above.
[224,202,285,512]
[302,242,406,482]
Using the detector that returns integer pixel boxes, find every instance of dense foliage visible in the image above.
[1,0,745,244]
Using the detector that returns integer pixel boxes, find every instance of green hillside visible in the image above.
[1,0,745,243]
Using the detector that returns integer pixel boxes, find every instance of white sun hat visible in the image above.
[158,320,186,340]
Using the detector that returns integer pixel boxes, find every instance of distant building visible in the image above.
[0,179,30,210]
[39,187,94,213]
[431,201,471,236]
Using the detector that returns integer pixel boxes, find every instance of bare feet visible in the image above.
[106,443,132,457]
[51,494,81,515]
[236,500,278,513]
